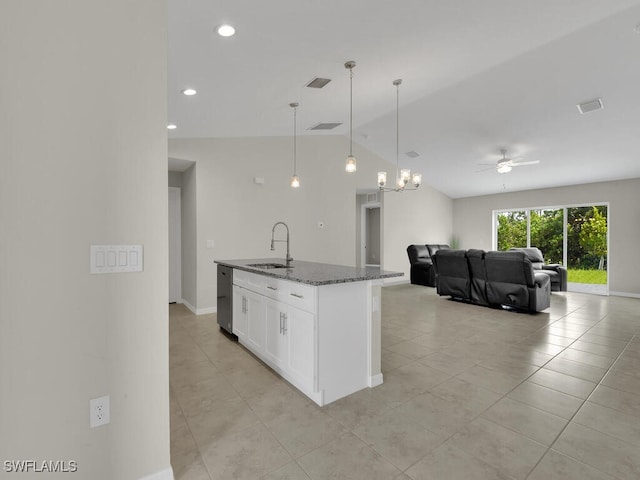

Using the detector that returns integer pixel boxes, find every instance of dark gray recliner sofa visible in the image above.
[406,244,450,287]
[484,251,551,312]
[433,249,551,313]
[509,247,567,291]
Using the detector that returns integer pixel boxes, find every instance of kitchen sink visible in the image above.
[247,263,293,269]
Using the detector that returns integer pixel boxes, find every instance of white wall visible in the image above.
[0,2,171,479]
[453,178,640,295]
[168,136,453,310]
[382,184,453,282]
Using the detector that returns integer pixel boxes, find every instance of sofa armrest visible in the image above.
[534,272,551,290]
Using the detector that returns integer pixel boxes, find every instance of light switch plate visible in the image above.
[91,245,143,274]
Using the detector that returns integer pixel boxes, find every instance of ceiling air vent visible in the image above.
[577,98,603,114]
[405,150,420,158]
[308,122,342,131]
[366,192,379,203]
[306,77,331,89]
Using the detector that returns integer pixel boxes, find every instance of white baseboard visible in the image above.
[610,291,640,299]
[182,299,197,314]
[139,466,174,480]
[369,373,384,387]
[383,277,409,286]
[181,299,216,315]
[197,306,217,315]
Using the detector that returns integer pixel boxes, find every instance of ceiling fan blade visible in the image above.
[475,165,496,173]
[511,160,540,166]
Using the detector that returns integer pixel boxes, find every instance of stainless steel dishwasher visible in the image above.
[217,264,234,335]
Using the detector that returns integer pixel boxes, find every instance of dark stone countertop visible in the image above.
[215,258,403,286]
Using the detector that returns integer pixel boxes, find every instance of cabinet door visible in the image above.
[245,290,266,352]
[232,286,247,340]
[286,305,315,391]
[264,298,287,368]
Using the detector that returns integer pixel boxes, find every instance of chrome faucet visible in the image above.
[270,221,293,267]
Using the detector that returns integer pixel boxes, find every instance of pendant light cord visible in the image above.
[349,67,353,156]
[293,105,297,175]
[396,80,400,179]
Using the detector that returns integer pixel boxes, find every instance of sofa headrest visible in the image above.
[509,247,544,263]
[485,251,535,286]
[427,244,450,257]
[407,244,430,262]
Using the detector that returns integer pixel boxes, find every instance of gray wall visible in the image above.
[181,164,198,309]
[168,136,453,311]
[0,2,171,478]
[169,171,183,188]
[453,177,640,295]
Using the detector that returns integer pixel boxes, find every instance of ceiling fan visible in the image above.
[479,149,540,174]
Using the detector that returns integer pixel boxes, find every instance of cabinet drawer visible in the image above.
[283,281,316,313]
[234,269,265,292]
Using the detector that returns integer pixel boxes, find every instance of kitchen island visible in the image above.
[215,258,403,406]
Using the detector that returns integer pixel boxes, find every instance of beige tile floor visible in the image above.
[170,284,640,479]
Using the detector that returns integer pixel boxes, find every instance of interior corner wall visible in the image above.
[181,164,198,309]
[382,185,453,283]
[169,171,183,188]
[0,2,170,479]
[168,136,453,310]
[452,177,640,295]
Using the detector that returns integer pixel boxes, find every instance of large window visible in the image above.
[494,204,608,294]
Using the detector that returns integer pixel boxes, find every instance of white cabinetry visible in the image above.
[232,287,264,350]
[232,268,381,406]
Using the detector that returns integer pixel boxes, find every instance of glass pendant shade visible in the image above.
[345,155,357,173]
[377,171,387,187]
[412,173,422,187]
[290,175,300,188]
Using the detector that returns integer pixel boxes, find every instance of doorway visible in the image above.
[361,203,381,267]
[168,187,182,303]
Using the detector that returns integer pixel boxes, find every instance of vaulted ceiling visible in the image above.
[168,0,640,198]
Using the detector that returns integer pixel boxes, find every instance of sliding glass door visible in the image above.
[494,204,608,294]
[567,206,608,293]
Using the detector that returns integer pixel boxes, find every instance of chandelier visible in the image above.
[378,79,421,191]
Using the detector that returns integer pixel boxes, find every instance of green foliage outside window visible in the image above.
[496,205,608,283]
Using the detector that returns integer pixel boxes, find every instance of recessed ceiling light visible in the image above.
[216,24,235,37]
[181,88,197,96]
[167,124,177,130]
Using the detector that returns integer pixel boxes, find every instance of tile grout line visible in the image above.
[169,311,216,480]
[522,330,637,479]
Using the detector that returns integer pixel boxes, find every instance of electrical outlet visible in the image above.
[90,395,110,428]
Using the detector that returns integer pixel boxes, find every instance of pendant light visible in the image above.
[290,102,300,188]
[345,61,357,173]
[378,79,422,192]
